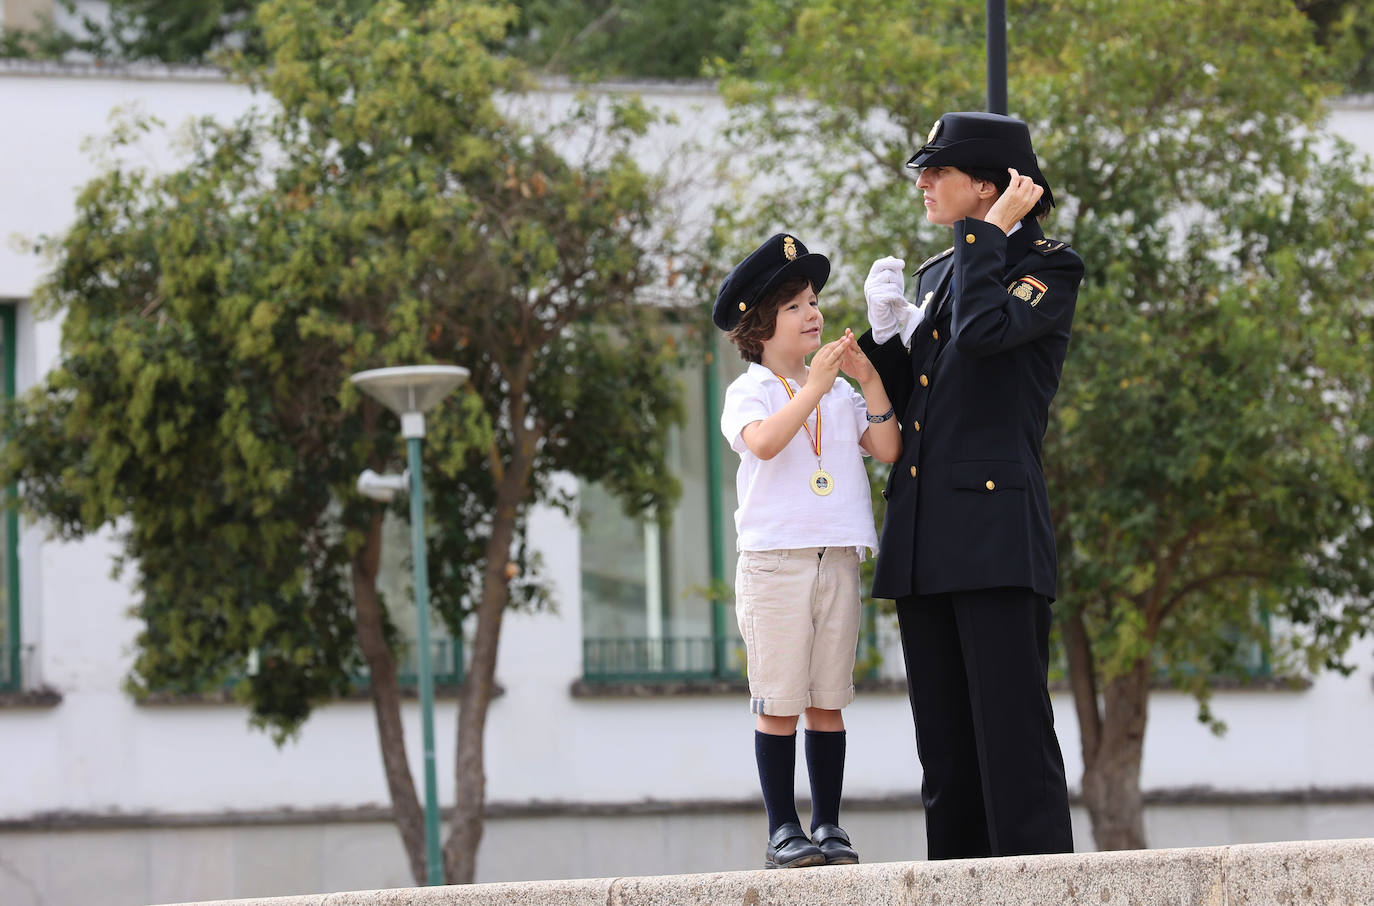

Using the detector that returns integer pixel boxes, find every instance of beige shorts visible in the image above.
[734,546,861,716]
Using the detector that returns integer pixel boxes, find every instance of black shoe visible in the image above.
[764,822,826,869]
[811,824,859,865]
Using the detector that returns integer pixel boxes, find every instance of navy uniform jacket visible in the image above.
[858,217,1083,601]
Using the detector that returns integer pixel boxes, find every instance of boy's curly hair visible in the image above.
[726,277,813,364]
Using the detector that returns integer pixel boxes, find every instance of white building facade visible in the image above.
[1,52,1373,906]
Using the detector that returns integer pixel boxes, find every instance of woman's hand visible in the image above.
[984,168,1044,234]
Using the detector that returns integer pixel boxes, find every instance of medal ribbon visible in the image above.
[771,371,822,461]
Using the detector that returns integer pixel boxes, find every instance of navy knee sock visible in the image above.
[805,728,846,831]
[754,730,800,834]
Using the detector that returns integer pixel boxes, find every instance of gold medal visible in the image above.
[810,469,835,496]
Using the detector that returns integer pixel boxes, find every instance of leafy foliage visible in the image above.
[506,0,750,78]
[76,0,261,62]
[3,0,683,736]
[7,0,1366,93]
[1297,0,1374,92]
[5,0,749,78]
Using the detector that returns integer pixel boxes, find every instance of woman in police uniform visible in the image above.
[858,111,1081,859]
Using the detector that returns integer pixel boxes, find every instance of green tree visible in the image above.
[507,0,749,78]
[7,0,1370,93]
[10,0,749,77]
[73,0,261,61]
[717,0,1374,850]
[1296,0,1374,92]
[3,0,683,884]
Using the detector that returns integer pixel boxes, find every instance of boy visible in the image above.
[714,233,901,868]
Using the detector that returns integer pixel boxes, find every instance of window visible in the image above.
[149,506,463,699]
[368,510,463,687]
[580,335,746,682]
[246,508,465,691]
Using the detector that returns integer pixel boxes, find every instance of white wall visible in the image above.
[1,65,1372,891]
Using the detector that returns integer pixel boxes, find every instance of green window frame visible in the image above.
[2,304,21,692]
[350,637,465,690]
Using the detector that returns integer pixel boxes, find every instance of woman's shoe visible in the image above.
[811,824,859,865]
[764,822,826,868]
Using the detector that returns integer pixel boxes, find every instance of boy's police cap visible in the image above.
[713,233,830,331]
[906,111,1055,209]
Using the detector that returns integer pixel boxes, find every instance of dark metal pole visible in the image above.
[986,0,1007,115]
[407,435,444,886]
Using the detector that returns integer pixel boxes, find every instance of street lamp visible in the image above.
[987,0,1007,115]
[350,364,470,887]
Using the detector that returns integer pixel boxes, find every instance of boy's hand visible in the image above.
[807,338,845,390]
[838,328,877,383]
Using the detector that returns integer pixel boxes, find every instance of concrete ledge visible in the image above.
[155,837,1374,906]
[0,687,62,708]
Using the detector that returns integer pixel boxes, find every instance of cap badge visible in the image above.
[927,118,942,144]
[782,236,798,261]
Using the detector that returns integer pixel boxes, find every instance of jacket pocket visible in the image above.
[950,459,1028,492]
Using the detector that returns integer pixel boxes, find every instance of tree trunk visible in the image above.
[443,432,534,883]
[443,528,512,883]
[1077,656,1151,850]
[353,509,428,884]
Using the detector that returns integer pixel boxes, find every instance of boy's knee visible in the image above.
[757,713,801,735]
[804,707,846,732]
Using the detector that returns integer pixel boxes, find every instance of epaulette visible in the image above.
[913,246,954,275]
[1031,238,1071,255]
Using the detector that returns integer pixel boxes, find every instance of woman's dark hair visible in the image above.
[958,166,1053,221]
[726,276,814,363]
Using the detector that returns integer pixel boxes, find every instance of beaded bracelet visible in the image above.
[865,406,895,424]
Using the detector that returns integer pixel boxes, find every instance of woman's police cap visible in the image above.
[906,111,1055,209]
[713,233,831,331]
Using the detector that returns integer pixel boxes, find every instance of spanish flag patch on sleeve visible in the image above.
[1008,275,1048,307]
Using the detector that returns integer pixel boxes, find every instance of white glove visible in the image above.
[899,286,935,347]
[864,256,917,344]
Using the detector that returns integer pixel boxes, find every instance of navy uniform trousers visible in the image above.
[897,587,1072,859]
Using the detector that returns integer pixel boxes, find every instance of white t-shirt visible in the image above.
[720,363,880,555]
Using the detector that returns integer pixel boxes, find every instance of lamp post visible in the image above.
[350,364,470,887]
[987,0,1008,114]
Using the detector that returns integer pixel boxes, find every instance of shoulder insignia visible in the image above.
[1031,238,1070,255]
[913,246,954,275]
[1007,275,1049,307]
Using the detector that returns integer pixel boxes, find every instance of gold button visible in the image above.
[985,480,996,491]
[919,374,929,387]
[932,328,939,340]
[965,233,976,244]
[910,466,918,477]
[738,301,746,311]
[912,420,920,431]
